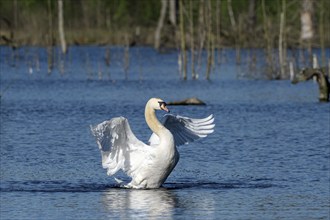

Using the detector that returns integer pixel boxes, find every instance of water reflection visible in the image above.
[102,188,177,219]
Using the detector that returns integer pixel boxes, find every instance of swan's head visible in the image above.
[148,98,170,112]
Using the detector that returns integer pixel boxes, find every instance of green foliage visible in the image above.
[0,0,329,47]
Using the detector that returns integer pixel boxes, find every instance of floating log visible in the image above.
[167,97,206,105]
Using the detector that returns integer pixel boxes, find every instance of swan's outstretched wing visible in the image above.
[90,117,148,177]
[148,114,214,146]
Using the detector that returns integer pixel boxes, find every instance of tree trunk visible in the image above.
[227,0,236,31]
[169,0,176,26]
[206,0,212,80]
[279,0,286,79]
[47,0,54,73]
[319,0,325,67]
[82,0,89,29]
[248,0,256,33]
[189,0,196,79]
[197,0,206,75]
[13,0,18,30]
[235,15,242,65]
[58,0,67,54]
[124,34,130,80]
[279,11,285,79]
[289,61,295,81]
[300,0,313,40]
[216,0,221,64]
[300,0,313,64]
[96,0,102,28]
[262,0,273,78]
[154,0,168,50]
[179,0,187,80]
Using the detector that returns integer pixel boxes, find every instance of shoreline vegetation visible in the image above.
[1,0,330,80]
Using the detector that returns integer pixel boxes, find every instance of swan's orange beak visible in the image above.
[160,103,170,112]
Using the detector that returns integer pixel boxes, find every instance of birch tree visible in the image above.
[300,0,313,63]
[154,0,167,50]
[179,0,187,80]
[58,0,67,54]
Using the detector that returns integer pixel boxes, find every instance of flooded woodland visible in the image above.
[1,0,330,80]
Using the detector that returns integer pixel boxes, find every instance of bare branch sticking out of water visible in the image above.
[124,35,130,80]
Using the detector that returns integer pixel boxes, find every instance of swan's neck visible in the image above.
[145,104,165,137]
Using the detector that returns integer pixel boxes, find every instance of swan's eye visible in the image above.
[158,101,166,107]
[158,101,169,112]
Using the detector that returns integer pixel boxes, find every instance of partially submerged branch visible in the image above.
[291,68,330,102]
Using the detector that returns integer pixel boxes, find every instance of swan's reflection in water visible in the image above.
[102,188,177,219]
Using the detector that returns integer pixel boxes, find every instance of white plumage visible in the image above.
[90,98,214,189]
[148,114,215,146]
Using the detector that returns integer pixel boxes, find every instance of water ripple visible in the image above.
[164,180,276,190]
[0,180,114,193]
[1,178,276,193]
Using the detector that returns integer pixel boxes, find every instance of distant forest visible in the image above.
[0,0,329,49]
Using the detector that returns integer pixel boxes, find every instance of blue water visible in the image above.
[0,46,329,219]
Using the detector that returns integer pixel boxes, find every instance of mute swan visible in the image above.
[90,98,215,189]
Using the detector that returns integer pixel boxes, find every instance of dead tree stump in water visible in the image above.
[291,68,330,102]
[167,97,206,105]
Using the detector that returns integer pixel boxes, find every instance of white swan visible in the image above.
[90,98,215,189]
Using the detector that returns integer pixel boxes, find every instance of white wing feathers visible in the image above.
[90,117,147,177]
[91,114,214,179]
[148,114,215,146]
